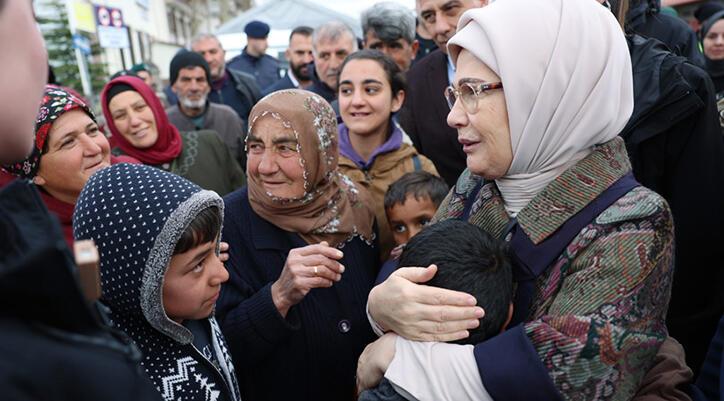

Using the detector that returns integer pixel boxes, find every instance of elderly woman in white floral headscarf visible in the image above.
[216,89,380,401]
[358,0,676,399]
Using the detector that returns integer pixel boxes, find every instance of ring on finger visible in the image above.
[313,265,319,276]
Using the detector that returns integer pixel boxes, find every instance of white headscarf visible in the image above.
[448,0,634,216]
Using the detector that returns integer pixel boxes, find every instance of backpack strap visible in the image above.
[412,154,422,172]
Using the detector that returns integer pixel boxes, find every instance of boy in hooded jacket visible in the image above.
[73,163,241,401]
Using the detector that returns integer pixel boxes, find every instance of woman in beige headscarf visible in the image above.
[217,89,379,401]
[358,0,675,399]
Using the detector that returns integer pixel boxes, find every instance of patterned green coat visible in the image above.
[434,137,675,400]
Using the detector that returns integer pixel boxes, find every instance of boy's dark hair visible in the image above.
[337,49,406,96]
[173,207,221,254]
[384,171,449,210]
[398,219,514,344]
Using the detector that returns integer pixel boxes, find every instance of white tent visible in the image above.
[216,0,362,62]
[216,0,361,37]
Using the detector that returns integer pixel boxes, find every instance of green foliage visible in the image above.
[38,0,107,96]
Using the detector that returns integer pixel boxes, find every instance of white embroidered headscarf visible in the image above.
[448,0,634,216]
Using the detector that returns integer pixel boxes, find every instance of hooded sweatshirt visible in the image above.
[73,163,241,401]
[338,120,438,259]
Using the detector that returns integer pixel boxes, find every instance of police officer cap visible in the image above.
[245,20,270,38]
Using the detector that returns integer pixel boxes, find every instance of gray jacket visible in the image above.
[166,102,246,168]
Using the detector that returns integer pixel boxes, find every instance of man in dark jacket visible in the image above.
[191,33,262,127]
[625,0,706,67]
[227,20,281,91]
[262,26,315,96]
[623,34,724,376]
[398,0,484,187]
[308,21,358,103]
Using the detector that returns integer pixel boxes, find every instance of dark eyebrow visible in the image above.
[52,122,96,148]
[339,79,383,87]
[52,131,77,149]
[457,77,487,86]
[186,243,214,267]
[272,137,297,145]
[247,134,297,145]
[442,0,463,9]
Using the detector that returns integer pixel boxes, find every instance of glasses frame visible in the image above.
[445,81,504,113]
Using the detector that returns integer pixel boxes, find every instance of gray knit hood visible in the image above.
[73,163,224,343]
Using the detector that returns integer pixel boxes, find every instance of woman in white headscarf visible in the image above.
[358,0,675,399]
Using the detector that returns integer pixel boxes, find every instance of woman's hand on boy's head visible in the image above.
[219,241,230,263]
[368,265,485,342]
[356,332,398,395]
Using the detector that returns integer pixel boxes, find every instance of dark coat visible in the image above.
[691,315,724,401]
[627,1,705,68]
[308,79,336,103]
[217,188,378,401]
[227,48,281,91]
[261,74,295,97]
[398,49,465,187]
[213,68,262,128]
[0,180,160,401]
[623,34,724,375]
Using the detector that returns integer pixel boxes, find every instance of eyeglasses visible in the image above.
[444,81,503,113]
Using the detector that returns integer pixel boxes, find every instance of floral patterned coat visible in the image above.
[434,137,675,400]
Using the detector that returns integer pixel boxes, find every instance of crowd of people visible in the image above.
[1,0,723,400]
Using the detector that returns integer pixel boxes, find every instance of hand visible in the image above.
[368,266,485,342]
[389,243,405,260]
[356,332,398,395]
[219,241,230,263]
[271,241,345,317]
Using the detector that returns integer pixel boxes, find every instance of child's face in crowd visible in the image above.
[163,239,229,323]
[338,59,404,138]
[386,195,438,246]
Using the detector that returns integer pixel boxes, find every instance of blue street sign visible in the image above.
[72,33,92,56]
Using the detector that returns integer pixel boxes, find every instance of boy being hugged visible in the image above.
[73,163,240,401]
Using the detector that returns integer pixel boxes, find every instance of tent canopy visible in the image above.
[216,0,362,37]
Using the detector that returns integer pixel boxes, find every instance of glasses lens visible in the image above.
[444,86,456,110]
[460,83,477,112]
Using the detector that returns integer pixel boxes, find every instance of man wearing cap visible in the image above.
[191,33,262,131]
[165,51,246,168]
[228,20,281,91]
